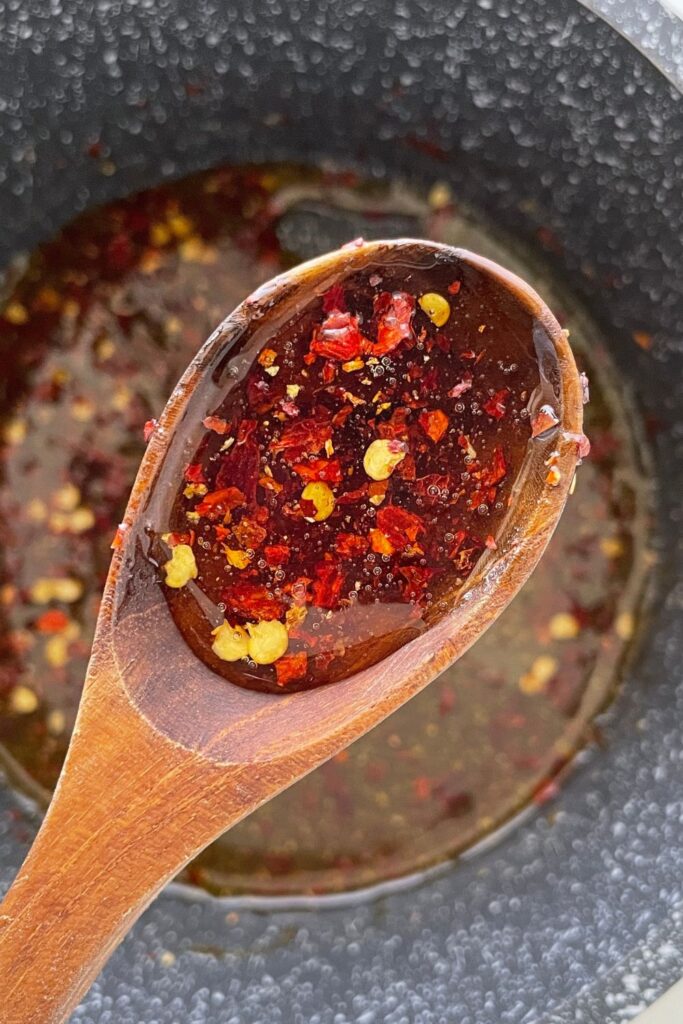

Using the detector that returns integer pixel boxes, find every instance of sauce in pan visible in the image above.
[0,164,651,896]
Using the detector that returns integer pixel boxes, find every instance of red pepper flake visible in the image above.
[215,429,260,503]
[202,415,230,434]
[257,347,278,367]
[530,404,560,437]
[222,581,286,621]
[106,232,134,272]
[448,375,472,399]
[366,291,415,356]
[321,361,337,384]
[195,487,245,518]
[448,530,467,558]
[298,497,318,520]
[164,529,196,547]
[35,609,70,633]
[270,412,333,461]
[396,453,416,480]
[418,408,449,443]
[247,376,283,412]
[377,406,411,441]
[236,419,257,444]
[292,458,343,486]
[485,535,498,551]
[310,309,364,361]
[285,576,311,607]
[332,404,354,429]
[335,532,369,558]
[532,778,560,806]
[369,529,395,556]
[447,280,462,295]
[439,688,456,715]
[143,419,158,443]
[111,523,128,550]
[448,531,483,572]
[259,473,283,494]
[312,562,345,610]
[483,389,509,420]
[185,462,206,484]
[275,652,309,687]
[376,505,425,547]
[414,474,451,504]
[397,566,434,601]
[322,283,346,313]
[480,447,507,487]
[413,776,432,800]
[232,517,268,550]
[634,335,655,356]
[264,544,291,567]
[337,484,368,505]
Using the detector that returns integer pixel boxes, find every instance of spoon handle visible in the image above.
[0,662,256,1024]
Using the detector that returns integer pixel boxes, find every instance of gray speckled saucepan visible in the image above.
[0,1,682,1021]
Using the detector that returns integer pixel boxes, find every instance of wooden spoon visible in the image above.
[0,240,584,1024]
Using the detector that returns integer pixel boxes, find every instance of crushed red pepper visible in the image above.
[161,256,554,691]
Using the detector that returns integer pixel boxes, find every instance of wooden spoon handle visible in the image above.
[0,666,259,1024]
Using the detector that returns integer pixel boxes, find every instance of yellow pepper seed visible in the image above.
[224,547,252,570]
[167,213,193,238]
[53,482,81,511]
[163,544,198,589]
[363,439,407,481]
[46,709,66,735]
[3,301,29,325]
[9,685,39,714]
[246,620,289,665]
[30,577,83,604]
[519,655,558,695]
[548,612,580,640]
[301,481,336,522]
[418,292,451,327]
[150,222,171,247]
[45,634,70,668]
[3,418,27,445]
[212,621,250,662]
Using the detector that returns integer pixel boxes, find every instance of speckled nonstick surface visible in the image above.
[0,2,681,1022]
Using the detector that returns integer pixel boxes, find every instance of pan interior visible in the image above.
[0,162,653,899]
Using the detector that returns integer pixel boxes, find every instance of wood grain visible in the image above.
[0,242,584,1023]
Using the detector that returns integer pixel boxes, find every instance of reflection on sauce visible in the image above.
[0,164,651,896]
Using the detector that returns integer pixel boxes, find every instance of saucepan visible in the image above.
[0,1,681,1021]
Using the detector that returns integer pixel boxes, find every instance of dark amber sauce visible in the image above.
[162,256,545,692]
[0,164,651,897]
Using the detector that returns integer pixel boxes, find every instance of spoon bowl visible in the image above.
[0,240,584,1024]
